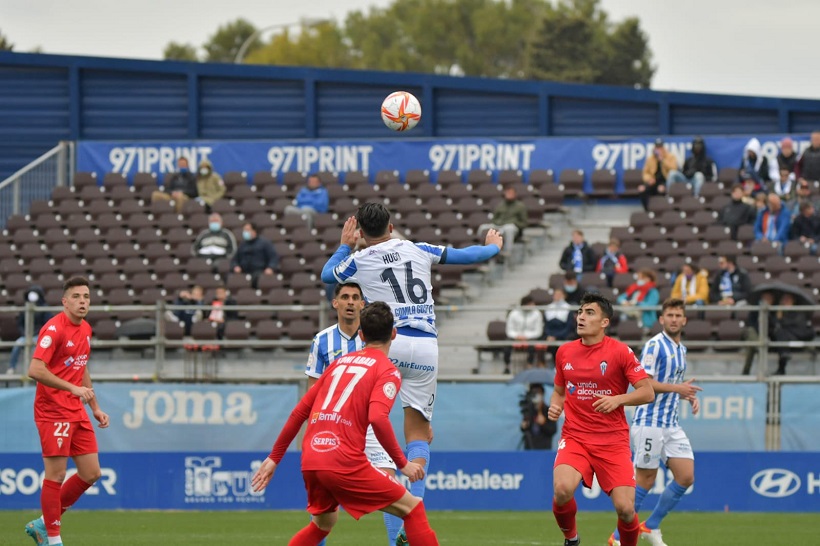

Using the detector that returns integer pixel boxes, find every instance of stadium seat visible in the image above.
[528,169,554,190]
[668,182,693,200]
[341,171,368,187]
[405,169,431,189]
[589,169,616,199]
[558,169,584,198]
[717,168,739,185]
[498,170,523,185]
[73,171,98,189]
[375,170,400,185]
[621,169,643,198]
[436,170,463,186]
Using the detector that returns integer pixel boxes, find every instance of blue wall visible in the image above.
[2,51,820,180]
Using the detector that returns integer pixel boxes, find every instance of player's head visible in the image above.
[356,202,392,239]
[62,276,91,323]
[333,283,365,324]
[659,298,687,338]
[575,293,612,339]
[359,301,395,344]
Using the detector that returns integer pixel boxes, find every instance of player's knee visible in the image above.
[552,483,575,504]
[615,503,635,521]
[47,470,67,484]
[677,474,694,488]
[80,467,102,484]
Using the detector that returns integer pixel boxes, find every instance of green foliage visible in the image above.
[0,29,14,51]
[203,18,259,63]
[527,0,654,87]
[163,42,199,62]
[244,22,350,68]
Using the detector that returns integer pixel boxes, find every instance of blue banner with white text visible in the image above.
[76,134,810,192]
[1,451,818,512]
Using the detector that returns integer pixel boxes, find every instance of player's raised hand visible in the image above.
[678,378,702,400]
[400,461,425,483]
[592,393,621,414]
[71,386,95,404]
[251,457,278,492]
[547,404,563,421]
[484,228,504,251]
[340,216,361,247]
[690,396,700,415]
[94,409,110,428]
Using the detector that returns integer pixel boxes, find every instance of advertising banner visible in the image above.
[2,451,818,512]
[76,134,810,191]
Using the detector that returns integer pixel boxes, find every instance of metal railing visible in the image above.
[0,141,74,227]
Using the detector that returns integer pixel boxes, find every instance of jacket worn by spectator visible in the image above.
[796,144,820,182]
[671,271,710,305]
[718,196,757,239]
[642,150,679,184]
[505,308,545,341]
[790,212,820,242]
[491,198,528,233]
[754,206,791,244]
[682,138,717,180]
[231,235,279,274]
[196,159,225,207]
[559,242,596,273]
[709,267,752,304]
[294,185,329,213]
[166,169,198,199]
[739,138,779,186]
[192,227,237,259]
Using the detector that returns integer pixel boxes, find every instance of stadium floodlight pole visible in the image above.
[234,17,331,64]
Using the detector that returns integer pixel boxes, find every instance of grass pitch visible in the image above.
[1,510,818,545]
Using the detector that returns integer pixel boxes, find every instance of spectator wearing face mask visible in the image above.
[595,238,628,287]
[561,271,586,306]
[670,264,709,306]
[231,222,280,288]
[152,156,198,213]
[7,285,50,374]
[519,384,557,450]
[192,212,237,260]
[196,159,225,212]
[616,269,660,329]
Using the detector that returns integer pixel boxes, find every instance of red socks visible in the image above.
[552,497,578,540]
[41,479,62,537]
[617,513,641,546]
[60,474,92,514]
[403,502,439,546]
[288,521,330,546]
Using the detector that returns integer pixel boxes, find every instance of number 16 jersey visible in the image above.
[330,239,445,335]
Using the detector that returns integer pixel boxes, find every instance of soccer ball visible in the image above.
[380,91,421,132]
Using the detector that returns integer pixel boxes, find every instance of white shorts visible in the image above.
[631,425,694,469]
[388,333,438,422]
[365,425,396,471]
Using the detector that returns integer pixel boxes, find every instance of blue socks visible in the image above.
[406,440,430,498]
[613,485,649,540]
[645,480,688,530]
[384,511,404,544]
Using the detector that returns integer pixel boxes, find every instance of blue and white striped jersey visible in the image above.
[632,331,688,428]
[305,323,365,379]
[330,238,445,335]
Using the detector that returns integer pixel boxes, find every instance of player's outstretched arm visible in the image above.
[548,384,566,421]
[440,229,502,265]
[649,376,702,399]
[320,217,360,283]
[28,358,95,404]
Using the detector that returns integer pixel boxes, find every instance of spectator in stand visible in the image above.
[754,193,791,246]
[777,137,798,173]
[502,295,546,374]
[562,271,586,307]
[7,285,49,375]
[559,230,596,279]
[205,284,238,340]
[544,288,575,361]
[519,384,557,450]
[718,184,757,240]
[595,238,629,288]
[284,174,329,228]
[790,201,820,254]
[795,179,820,213]
[616,268,660,329]
[709,255,752,307]
[195,159,225,212]
[772,168,798,212]
[192,212,237,261]
[796,131,820,185]
[667,136,717,196]
[639,138,677,210]
[670,263,709,306]
[152,156,198,213]
[168,285,204,336]
[742,291,775,375]
[231,222,280,288]
[738,137,778,193]
[770,292,815,375]
[479,185,528,260]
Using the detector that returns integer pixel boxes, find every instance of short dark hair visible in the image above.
[359,301,394,343]
[730,183,743,192]
[661,298,685,313]
[564,270,577,281]
[356,202,391,238]
[520,295,534,306]
[579,292,613,319]
[334,282,363,298]
[63,276,90,294]
[720,255,737,266]
[244,222,258,232]
[800,200,814,213]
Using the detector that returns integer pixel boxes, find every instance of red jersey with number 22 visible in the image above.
[269,347,406,471]
[31,312,93,422]
[555,336,648,446]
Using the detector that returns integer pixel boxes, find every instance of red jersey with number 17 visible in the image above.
[554,336,648,446]
[269,347,406,471]
[31,312,93,422]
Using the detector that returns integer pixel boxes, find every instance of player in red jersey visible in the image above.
[24,276,109,546]
[548,293,654,546]
[252,301,439,546]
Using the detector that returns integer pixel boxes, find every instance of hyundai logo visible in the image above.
[750,469,801,498]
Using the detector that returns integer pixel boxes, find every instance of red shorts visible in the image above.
[36,419,98,458]
[554,436,634,495]
[302,465,407,520]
